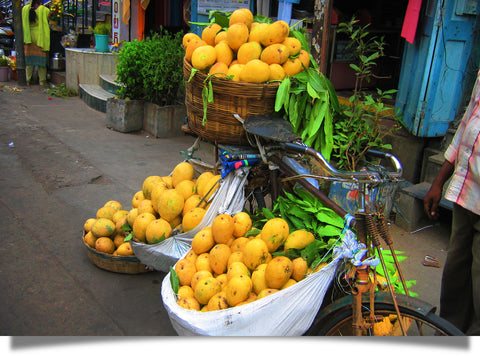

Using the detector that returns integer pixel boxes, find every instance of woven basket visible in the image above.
[82,233,152,274]
[183,58,280,145]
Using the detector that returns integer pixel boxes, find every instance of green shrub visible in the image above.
[116,39,146,101]
[93,23,111,35]
[116,28,185,106]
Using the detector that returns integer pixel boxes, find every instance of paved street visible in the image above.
[0,83,474,350]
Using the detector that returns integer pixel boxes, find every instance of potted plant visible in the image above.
[48,0,63,26]
[106,38,146,133]
[0,55,10,82]
[141,30,185,138]
[93,23,111,52]
[108,29,185,137]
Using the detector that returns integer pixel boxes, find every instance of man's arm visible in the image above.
[424,159,455,220]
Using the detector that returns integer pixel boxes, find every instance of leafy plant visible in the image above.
[251,185,345,267]
[274,28,342,162]
[93,23,111,35]
[275,67,341,161]
[0,55,10,66]
[142,30,185,105]
[116,29,184,105]
[116,39,146,100]
[46,83,77,98]
[331,17,403,171]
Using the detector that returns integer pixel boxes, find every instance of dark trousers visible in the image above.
[440,203,480,335]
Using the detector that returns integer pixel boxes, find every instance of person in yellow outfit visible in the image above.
[22,0,50,86]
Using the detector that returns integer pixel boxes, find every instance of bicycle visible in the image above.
[184,113,463,336]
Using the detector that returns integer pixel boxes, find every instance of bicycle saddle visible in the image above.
[243,114,299,143]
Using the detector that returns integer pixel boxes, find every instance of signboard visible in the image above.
[197,0,251,15]
[112,0,120,44]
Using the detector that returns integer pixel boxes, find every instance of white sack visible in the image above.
[161,257,340,336]
[131,168,250,272]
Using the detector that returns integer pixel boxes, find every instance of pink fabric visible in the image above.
[444,70,480,215]
[401,0,423,44]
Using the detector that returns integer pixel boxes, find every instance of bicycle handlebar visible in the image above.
[281,142,403,182]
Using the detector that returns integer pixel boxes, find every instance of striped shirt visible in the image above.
[444,69,480,215]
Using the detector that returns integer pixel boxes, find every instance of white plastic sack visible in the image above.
[161,257,340,336]
[131,167,250,272]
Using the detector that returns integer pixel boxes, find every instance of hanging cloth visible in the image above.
[401,0,423,44]
[138,1,145,40]
[122,0,130,25]
[141,0,150,10]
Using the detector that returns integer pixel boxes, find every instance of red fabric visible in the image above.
[401,0,423,44]
[138,1,145,40]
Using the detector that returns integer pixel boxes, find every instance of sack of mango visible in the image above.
[183,8,312,83]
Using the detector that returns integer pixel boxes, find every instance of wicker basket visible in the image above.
[82,234,152,274]
[183,58,281,145]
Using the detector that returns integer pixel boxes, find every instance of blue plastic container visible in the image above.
[94,34,110,53]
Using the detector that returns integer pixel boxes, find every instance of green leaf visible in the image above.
[124,232,134,242]
[169,267,180,295]
[275,77,291,112]
[245,228,262,237]
[307,100,326,137]
[315,208,344,228]
[121,223,132,232]
[262,208,276,220]
[306,82,321,99]
[317,224,342,237]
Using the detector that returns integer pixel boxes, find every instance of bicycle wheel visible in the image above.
[305,292,464,336]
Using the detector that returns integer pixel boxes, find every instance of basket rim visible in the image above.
[82,232,140,262]
[183,57,281,89]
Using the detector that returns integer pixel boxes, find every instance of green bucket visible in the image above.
[94,34,110,52]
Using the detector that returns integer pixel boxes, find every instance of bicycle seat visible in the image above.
[243,114,299,143]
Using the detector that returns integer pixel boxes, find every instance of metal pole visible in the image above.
[12,0,26,86]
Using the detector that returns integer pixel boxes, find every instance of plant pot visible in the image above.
[94,34,110,53]
[143,102,186,138]
[106,98,144,133]
[9,68,17,81]
[0,66,9,82]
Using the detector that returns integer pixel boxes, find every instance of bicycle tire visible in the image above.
[305,292,464,336]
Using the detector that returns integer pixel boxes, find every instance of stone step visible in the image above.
[79,83,116,113]
[395,181,453,232]
[99,74,124,94]
[421,148,444,184]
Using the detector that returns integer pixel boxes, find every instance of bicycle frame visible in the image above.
[232,112,417,335]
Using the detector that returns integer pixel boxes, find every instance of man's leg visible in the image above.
[467,215,480,335]
[439,203,474,332]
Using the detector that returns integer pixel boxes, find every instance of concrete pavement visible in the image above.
[0,83,453,338]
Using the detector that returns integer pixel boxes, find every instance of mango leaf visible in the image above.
[262,207,276,220]
[124,231,134,242]
[245,228,261,237]
[301,240,328,266]
[317,224,342,237]
[308,100,327,137]
[121,223,132,232]
[275,77,291,112]
[315,208,344,228]
[292,186,317,206]
[306,82,321,99]
[169,267,180,295]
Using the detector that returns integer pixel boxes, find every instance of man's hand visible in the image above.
[424,184,443,220]
[423,159,454,220]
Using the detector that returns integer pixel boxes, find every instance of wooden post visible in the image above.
[12,0,26,86]
[311,0,332,75]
